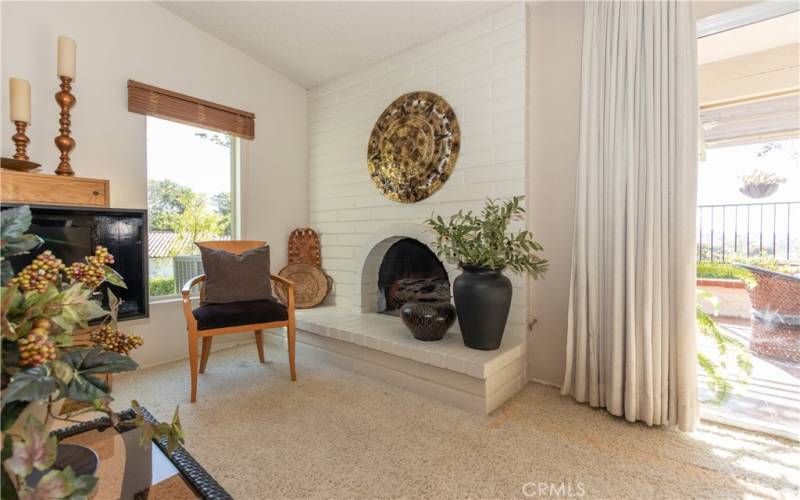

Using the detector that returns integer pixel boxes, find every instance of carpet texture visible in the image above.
[112,343,799,499]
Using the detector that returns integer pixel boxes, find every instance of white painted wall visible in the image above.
[526,1,584,386]
[307,4,529,352]
[1,1,308,368]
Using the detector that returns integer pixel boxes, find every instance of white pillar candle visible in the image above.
[57,36,76,79]
[9,78,31,124]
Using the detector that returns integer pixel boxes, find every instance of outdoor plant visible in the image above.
[1,206,183,499]
[739,169,787,187]
[735,252,799,276]
[739,169,787,198]
[696,261,756,287]
[696,291,753,404]
[425,196,548,276]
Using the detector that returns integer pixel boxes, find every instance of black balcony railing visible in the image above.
[697,201,800,262]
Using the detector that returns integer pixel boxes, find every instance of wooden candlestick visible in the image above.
[54,76,76,176]
[12,121,30,161]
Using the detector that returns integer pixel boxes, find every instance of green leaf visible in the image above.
[23,465,96,500]
[51,360,74,385]
[1,206,33,243]
[23,469,70,499]
[1,401,29,432]
[61,347,138,375]
[3,234,44,260]
[80,301,109,322]
[1,366,59,404]
[70,472,99,499]
[2,261,16,286]
[49,332,73,348]
[4,415,57,477]
[101,265,127,289]
[60,372,109,403]
[1,435,20,500]
[58,347,137,403]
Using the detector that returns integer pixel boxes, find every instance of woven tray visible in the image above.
[288,228,322,267]
[275,262,329,309]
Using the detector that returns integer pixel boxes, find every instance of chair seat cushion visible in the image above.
[193,299,288,331]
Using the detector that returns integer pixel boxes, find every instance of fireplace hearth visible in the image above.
[377,238,449,315]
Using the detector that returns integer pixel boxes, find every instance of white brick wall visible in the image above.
[307,4,528,340]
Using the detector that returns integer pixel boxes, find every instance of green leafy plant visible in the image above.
[697,261,756,287]
[1,207,44,284]
[735,252,799,275]
[425,196,548,276]
[148,277,176,297]
[1,206,184,499]
[696,291,753,404]
[697,252,798,277]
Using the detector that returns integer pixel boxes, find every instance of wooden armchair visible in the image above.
[181,240,296,403]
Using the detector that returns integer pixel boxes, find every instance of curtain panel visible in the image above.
[562,0,699,431]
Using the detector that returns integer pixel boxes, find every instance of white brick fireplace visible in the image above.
[354,222,458,314]
[289,3,530,414]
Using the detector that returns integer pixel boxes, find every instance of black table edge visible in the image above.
[53,407,232,500]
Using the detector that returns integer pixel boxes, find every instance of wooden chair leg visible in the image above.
[199,337,213,373]
[287,321,297,381]
[188,329,199,403]
[254,330,265,363]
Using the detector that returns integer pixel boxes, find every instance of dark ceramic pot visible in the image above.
[400,300,456,341]
[453,264,512,350]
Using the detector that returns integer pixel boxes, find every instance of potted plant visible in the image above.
[1,206,182,498]
[739,169,787,199]
[426,196,548,350]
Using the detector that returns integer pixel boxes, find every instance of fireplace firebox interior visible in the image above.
[377,238,449,315]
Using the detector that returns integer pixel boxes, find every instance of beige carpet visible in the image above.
[112,343,799,499]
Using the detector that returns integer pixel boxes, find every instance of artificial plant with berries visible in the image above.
[1,206,182,499]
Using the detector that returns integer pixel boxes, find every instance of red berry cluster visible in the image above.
[90,324,144,355]
[65,246,115,289]
[9,251,64,293]
[18,318,57,367]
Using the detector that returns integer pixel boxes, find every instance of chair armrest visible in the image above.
[181,274,206,327]
[270,274,296,312]
[270,274,295,288]
[182,274,207,296]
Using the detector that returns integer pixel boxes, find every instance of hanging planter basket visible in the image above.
[740,183,780,199]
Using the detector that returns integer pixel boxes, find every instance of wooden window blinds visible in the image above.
[127,80,255,140]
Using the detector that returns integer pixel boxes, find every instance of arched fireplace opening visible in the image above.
[377,238,449,315]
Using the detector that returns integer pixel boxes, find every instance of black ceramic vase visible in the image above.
[453,264,512,350]
[400,300,456,341]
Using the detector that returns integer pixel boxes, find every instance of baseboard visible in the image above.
[529,377,562,389]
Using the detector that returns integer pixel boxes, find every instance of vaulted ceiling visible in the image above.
[157,1,512,89]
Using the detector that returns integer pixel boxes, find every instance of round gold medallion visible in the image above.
[367,91,460,203]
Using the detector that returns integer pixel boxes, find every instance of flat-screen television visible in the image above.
[1,204,149,321]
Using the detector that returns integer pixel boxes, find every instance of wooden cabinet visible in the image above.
[1,170,109,207]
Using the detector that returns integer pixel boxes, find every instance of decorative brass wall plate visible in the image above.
[367,91,460,203]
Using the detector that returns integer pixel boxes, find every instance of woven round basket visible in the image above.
[275,262,329,309]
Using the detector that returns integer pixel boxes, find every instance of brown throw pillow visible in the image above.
[198,245,272,304]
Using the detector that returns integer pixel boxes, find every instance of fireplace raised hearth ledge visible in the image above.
[277,306,527,414]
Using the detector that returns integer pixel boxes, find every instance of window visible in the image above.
[146,116,239,299]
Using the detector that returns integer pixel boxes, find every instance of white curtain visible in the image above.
[562,0,699,431]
